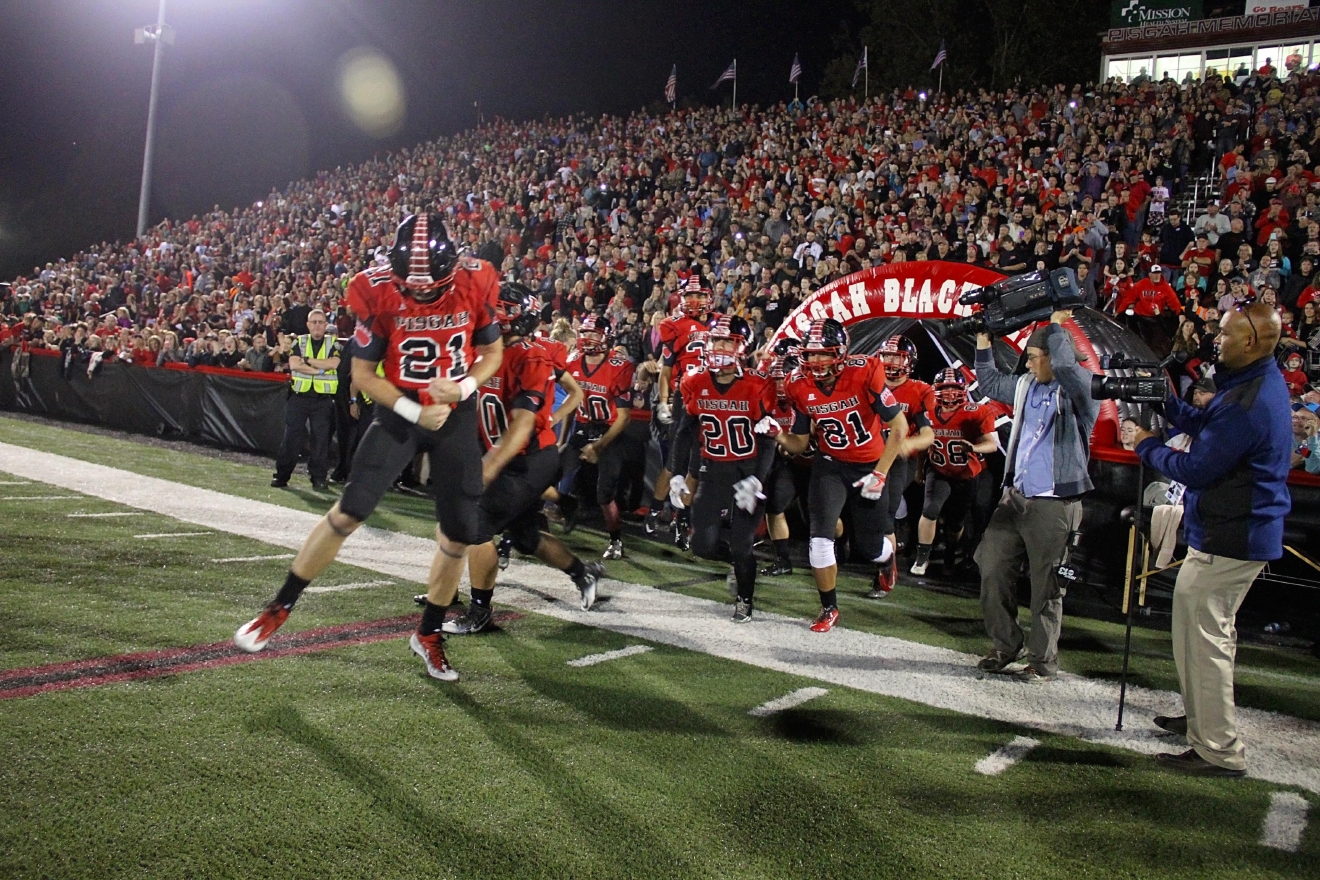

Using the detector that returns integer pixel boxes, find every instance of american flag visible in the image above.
[931,41,947,70]
[711,59,736,88]
[665,65,677,103]
[852,47,868,87]
[789,53,801,84]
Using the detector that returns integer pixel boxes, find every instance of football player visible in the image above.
[771,318,907,632]
[911,368,999,576]
[759,337,810,577]
[562,314,635,559]
[439,283,604,634]
[875,335,935,597]
[668,316,779,621]
[648,276,720,548]
[235,213,502,682]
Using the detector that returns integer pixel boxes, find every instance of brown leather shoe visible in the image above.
[1155,749,1245,778]
[1153,715,1187,736]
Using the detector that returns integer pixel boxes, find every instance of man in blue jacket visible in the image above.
[1134,300,1292,777]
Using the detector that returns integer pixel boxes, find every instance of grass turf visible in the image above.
[0,417,1317,877]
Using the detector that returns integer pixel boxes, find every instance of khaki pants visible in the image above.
[1172,548,1264,771]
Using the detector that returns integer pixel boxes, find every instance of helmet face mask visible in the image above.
[577,315,613,356]
[933,367,968,408]
[879,335,917,381]
[497,283,540,337]
[682,290,710,318]
[389,213,458,301]
[705,315,752,370]
[799,318,849,381]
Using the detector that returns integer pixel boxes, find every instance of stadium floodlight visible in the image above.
[134,0,174,239]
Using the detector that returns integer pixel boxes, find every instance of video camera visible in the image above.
[946,268,1086,337]
[1089,352,1171,403]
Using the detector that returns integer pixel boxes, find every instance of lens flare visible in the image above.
[337,47,405,138]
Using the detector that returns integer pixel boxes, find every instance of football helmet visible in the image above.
[577,314,613,356]
[799,318,849,380]
[878,335,918,381]
[933,367,969,408]
[705,315,752,370]
[680,275,712,318]
[388,213,458,301]
[496,282,541,338]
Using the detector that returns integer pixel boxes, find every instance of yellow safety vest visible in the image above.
[359,362,386,406]
[290,334,338,395]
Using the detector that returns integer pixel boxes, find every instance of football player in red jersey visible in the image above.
[562,314,635,559]
[759,337,811,577]
[648,276,720,546]
[912,368,999,576]
[235,213,503,682]
[437,283,606,634]
[668,316,779,621]
[874,335,935,597]
[774,318,908,632]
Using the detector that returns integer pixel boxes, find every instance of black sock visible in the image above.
[773,538,792,562]
[470,588,494,608]
[734,557,756,602]
[916,543,932,562]
[608,530,621,542]
[564,558,586,580]
[819,588,838,610]
[274,571,310,608]
[419,600,448,635]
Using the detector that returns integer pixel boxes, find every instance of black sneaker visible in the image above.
[672,520,691,551]
[497,535,513,570]
[574,561,604,611]
[442,604,492,635]
[760,558,793,576]
[732,597,753,622]
[644,508,662,535]
[559,494,581,534]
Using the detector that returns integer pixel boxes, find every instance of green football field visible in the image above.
[0,414,1316,879]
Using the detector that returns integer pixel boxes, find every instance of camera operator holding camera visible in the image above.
[973,311,1099,682]
[1131,301,1293,778]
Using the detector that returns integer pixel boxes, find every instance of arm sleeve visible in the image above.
[668,407,696,476]
[1045,324,1098,412]
[973,346,1018,405]
[1137,403,1258,490]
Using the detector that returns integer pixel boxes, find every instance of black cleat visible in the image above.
[760,558,793,577]
[732,597,753,622]
[497,535,514,570]
[311,478,330,492]
[644,508,662,535]
[442,604,493,635]
[270,476,289,488]
[574,561,604,611]
[559,494,581,534]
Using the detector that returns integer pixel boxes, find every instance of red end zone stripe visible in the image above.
[0,611,522,700]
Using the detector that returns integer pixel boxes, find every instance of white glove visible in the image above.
[668,474,689,509]
[753,415,782,437]
[852,470,887,501]
[656,401,673,424]
[733,475,764,514]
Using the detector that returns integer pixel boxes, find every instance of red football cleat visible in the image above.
[810,607,840,633]
[867,556,897,599]
[410,632,459,681]
[233,602,290,653]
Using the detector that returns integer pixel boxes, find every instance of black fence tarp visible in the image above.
[0,351,287,456]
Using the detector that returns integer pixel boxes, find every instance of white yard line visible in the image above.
[0,495,83,501]
[211,554,296,563]
[566,645,653,667]
[1259,792,1310,852]
[0,480,33,485]
[974,735,1041,776]
[749,687,829,717]
[305,580,396,595]
[1,440,1319,794]
[68,511,144,518]
[135,532,212,539]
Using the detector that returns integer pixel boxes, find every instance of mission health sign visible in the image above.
[1110,0,1203,28]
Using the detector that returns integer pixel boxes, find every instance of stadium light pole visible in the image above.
[134,0,174,239]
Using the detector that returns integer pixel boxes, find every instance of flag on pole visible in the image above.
[931,41,947,70]
[789,53,802,84]
[711,59,737,88]
[852,47,868,87]
[665,65,677,103]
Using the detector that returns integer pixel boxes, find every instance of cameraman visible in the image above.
[1132,301,1293,777]
[973,311,1099,682]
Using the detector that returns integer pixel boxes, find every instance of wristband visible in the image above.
[458,376,478,400]
[392,396,423,424]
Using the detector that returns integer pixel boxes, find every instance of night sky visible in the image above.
[0,0,848,280]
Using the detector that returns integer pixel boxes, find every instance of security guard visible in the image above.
[272,308,339,490]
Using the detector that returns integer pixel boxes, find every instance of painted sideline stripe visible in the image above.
[1,442,1317,795]
[0,611,524,700]
[0,495,82,501]
[749,686,829,717]
[305,580,396,594]
[135,532,212,539]
[0,480,33,485]
[566,645,652,667]
[68,512,144,518]
[211,554,295,563]
[1260,792,1310,852]
[975,736,1041,776]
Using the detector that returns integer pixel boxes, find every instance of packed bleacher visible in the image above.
[3,64,1319,435]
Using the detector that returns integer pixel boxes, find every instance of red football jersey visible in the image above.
[785,355,902,465]
[478,337,560,454]
[659,312,720,391]
[926,402,998,480]
[567,351,635,425]
[538,336,570,373]
[681,367,777,463]
[346,260,500,405]
[886,378,935,438]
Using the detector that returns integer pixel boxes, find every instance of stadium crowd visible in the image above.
[3,62,1319,429]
